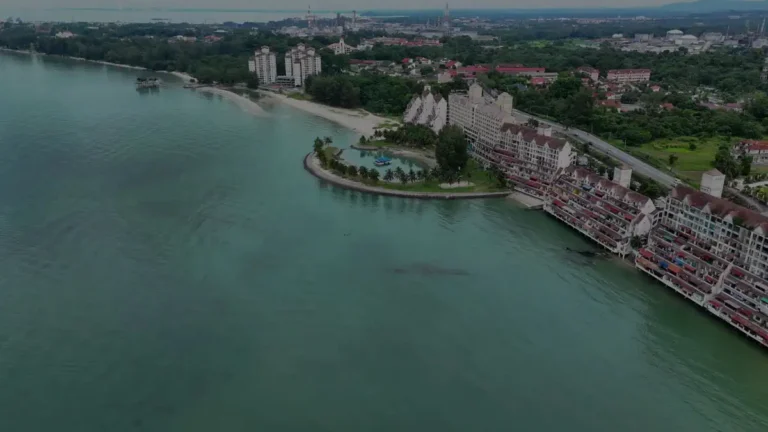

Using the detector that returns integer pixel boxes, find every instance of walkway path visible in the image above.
[304,153,510,200]
[512,109,678,187]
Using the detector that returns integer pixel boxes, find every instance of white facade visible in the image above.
[250,46,277,85]
[701,169,725,198]
[327,37,356,55]
[285,44,322,87]
[403,87,448,134]
[613,166,632,188]
[666,29,683,41]
[448,84,515,165]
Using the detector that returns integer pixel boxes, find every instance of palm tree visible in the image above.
[398,171,409,184]
[384,169,394,182]
[417,170,425,181]
[408,169,417,183]
[313,137,324,154]
[358,166,368,178]
[358,136,367,145]
[368,169,380,183]
[324,136,333,145]
[347,165,358,177]
[395,166,405,178]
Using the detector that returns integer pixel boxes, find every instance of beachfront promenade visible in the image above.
[304,153,511,200]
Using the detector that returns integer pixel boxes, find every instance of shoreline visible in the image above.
[304,152,510,200]
[0,48,195,81]
[257,90,387,138]
[195,86,268,117]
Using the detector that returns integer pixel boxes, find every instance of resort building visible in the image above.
[327,37,356,55]
[544,167,657,257]
[403,87,448,134]
[285,44,322,87]
[636,183,768,348]
[248,46,277,85]
[491,123,574,199]
[448,83,514,165]
[733,140,768,165]
[606,69,651,83]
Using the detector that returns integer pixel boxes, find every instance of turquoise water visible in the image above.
[2,52,768,432]
[341,148,428,176]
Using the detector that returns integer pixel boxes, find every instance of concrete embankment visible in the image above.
[303,153,510,200]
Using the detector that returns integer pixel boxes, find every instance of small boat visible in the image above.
[373,157,392,167]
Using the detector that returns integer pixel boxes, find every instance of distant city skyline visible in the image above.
[3,0,705,12]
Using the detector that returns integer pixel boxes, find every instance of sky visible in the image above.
[3,0,701,11]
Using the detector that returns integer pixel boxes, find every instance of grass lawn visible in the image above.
[343,160,505,193]
[324,146,341,160]
[613,136,737,183]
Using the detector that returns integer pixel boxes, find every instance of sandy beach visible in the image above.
[257,91,387,138]
[196,87,268,117]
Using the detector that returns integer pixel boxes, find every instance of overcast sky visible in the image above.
[3,0,698,10]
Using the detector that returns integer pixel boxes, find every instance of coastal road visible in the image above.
[512,109,678,187]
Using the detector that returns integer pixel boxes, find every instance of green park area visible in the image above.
[628,136,729,182]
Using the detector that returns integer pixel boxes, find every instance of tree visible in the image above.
[359,135,367,145]
[713,144,740,179]
[384,169,394,182]
[313,137,324,154]
[435,125,468,174]
[368,169,380,182]
[740,155,753,177]
[398,170,409,184]
[669,154,679,167]
[347,165,358,177]
[630,236,644,249]
[408,169,417,183]
[324,136,333,145]
[358,166,368,178]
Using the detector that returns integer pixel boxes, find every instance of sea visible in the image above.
[1,52,768,432]
[1,7,341,24]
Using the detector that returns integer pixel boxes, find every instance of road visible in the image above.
[512,109,678,187]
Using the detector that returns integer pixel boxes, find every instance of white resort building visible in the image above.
[636,180,768,348]
[284,44,322,87]
[448,83,514,165]
[248,46,277,85]
[327,37,357,55]
[403,87,447,134]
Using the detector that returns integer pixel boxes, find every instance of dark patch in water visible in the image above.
[391,263,470,276]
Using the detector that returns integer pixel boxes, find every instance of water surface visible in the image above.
[1,52,768,432]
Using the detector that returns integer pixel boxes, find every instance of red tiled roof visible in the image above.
[496,66,545,74]
[670,185,768,231]
[607,69,651,74]
[500,123,568,150]
[742,140,768,152]
[530,77,547,85]
[599,100,622,108]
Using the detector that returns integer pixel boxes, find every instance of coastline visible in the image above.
[258,90,387,138]
[0,48,194,81]
[195,86,268,117]
[304,152,510,200]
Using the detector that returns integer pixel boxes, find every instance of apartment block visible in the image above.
[248,46,277,85]
[545,167,656,257]
[577,66,599,82]
[733,140,768,165]
[636,185,768,347]
[490,123,573,199]
[448,84,514,166]
[606,69,651,83]
[285,44,322,87]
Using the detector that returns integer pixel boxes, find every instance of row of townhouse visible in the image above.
[544,166,657,257]
[636,184,768,348]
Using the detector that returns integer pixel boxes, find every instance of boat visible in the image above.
[373,157,392,167]
[136,77,161,90]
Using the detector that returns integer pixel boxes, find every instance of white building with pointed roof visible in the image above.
[403,86,447,134]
